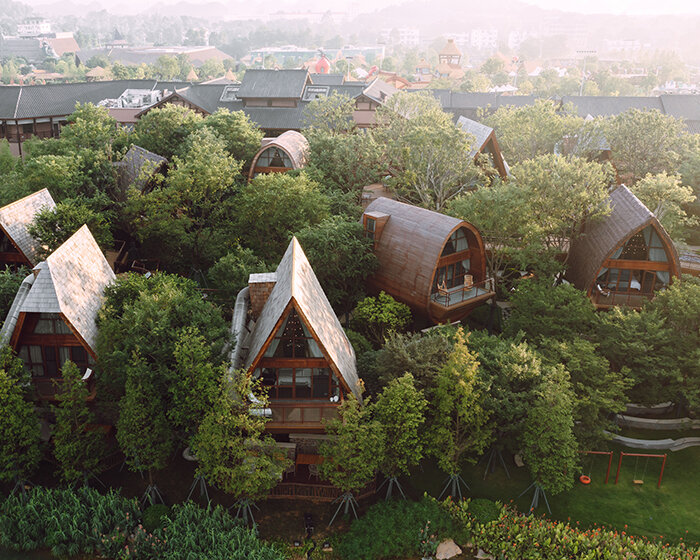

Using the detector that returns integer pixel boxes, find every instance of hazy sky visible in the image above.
[520,0,700,15]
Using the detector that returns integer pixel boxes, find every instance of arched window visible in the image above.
[256,146,293,169]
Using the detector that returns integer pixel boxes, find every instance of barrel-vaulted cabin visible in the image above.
[567,185,681,309]
[362,197,495,324]
[0,225,115,400]
[240,237,360,434]
[0,189,56,269]
[247,130,309,181]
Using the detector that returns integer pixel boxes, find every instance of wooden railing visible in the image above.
[430,277,495,308]
[591,290,654,309]
[267,402,340,427]
[269,478,377,502]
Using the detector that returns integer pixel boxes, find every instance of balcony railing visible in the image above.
[430,277,495,308]
[591,290,655,309]
[268,402,340,427]
[269,475,376,502]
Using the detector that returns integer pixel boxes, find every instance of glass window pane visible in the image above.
[55,320,73,334]
[312,368,331,398]
[34,319,54,334]
[278,368,293,399]
[59,347,71,366]
[295,368,312,398]
[30,345,42,363]
[70,346,87,365]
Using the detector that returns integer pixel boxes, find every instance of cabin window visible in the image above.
[22,123,34,134]
[441,228,469,256]
[258,366,341,401]
[256,146,292,169]
[434,259,471,291]
[33,313,73,335]
[264,309,323,359]
[596,267,669,295]
[0,231,19,253]
[18,343,92,378]
[364,217,376,241]
[613,226,667,263]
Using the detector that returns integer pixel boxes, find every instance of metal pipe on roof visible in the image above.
[229,285,249,371]
[0,271,35,346]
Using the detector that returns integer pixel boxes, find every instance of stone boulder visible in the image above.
[436,539,462,560]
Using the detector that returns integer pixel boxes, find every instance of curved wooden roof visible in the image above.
[566,185,681,292]
[248,130,309,179]
[364,197,486,314]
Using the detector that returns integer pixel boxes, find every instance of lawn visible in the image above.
[401,433,700,546]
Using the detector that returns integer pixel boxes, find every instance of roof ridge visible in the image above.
[0,188,51,213]
[13,86,22,119]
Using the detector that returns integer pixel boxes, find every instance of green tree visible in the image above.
[168,327,222,442]
[605,109,688,184]
[134,104,203,159]
[28,198,114,258]
[376,91,485,210]
[193,372,289,514]
[153,55,180,80]
[96,272,228,418]
[295,216,378,315]
[521,367,578,497]
[510,155,614,262]
[429,329,492,494]
[372,373,427,495]
[199,59,225,79]
[0,139,16,175]
[483,99,583,164]
[305,132,384,203]
[52,361,106,485]
[630,172,697,241]
[207,245,268,303]
[538,338,629,448]
[594,307,682,406]
[234,172,329,262]
[0,266,28,319]
[320,396,384,495]
[644,276,700,414]
[350,291,412,348]
[60,103,120,152]
[116,355,175,493]
[19,155,85,201]
[201,108,263,166]
[505,280,597,343]
[127,128,242,272]
[0,347,41,489]
[302,91,356,135]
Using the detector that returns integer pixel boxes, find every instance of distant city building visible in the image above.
[380,27,420,47]
[508,30,531,51]
[17,18,52,38]
[470,28,498,50]
[605,39,643,53]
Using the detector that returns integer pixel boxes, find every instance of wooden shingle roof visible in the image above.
[0,189,56,266]
[114,145,167,190]
[457,116,494,157]
[254,131,309,169]
[20,225,115,353]
[244,238,361,400]
[566,185,681,291]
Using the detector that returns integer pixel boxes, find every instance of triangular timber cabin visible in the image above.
[0,225,116,400]
[238,237,360,434]
[0,189,56,269]
[566,185,681,309]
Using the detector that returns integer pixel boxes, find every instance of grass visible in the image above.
[401,434,700,546]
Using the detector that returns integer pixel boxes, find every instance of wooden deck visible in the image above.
[269,465,377,502]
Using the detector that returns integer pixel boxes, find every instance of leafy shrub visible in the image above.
[446,500,698,560]
[147,502,286,560]
[464,498,500,524]
[345,329,373,357]
[335,495,461,560]
[142,503,170,532]
[0,486,139,557]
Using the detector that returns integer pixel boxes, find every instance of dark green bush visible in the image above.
[335,495,460,560]
[465,498,500,524]
[143,503,170,532]
[0,486,139,557]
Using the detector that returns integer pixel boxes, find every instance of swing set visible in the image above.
[614,452,667,488]
[578,450,614,485]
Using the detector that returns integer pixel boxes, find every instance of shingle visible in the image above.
[0,189,56,266]
[561,96,664,118]
[457,116,494,157]
[237,69,309,99]
[19,225,115,352]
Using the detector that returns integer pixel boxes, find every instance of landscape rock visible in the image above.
[436,539,462,560]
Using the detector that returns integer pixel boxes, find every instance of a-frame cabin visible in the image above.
[0,225,116,400]
[567,185,681,309]
[0,189,56,269]
[240,238,361,434]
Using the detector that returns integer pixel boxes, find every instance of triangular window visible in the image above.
[264,308,323,359]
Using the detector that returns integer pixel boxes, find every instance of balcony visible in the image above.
[430,277,495,308]
[591,289,654,309]
[266,402,340,433]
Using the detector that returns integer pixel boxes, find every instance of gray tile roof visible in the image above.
[114,145,167,190]
[562,96,664,118]
[310,74,345,86]
[19,225,115,352]
[237,69,310,99]
[243,105,309,131]
[244,238,361,400]
[0,38,50,64]
[362,78,398,104]
[457,116,494,157]
[566,185,680,292]
[0,189,56,266]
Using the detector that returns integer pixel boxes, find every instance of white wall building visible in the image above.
[17,18,52,38]
[470,28,498,50]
